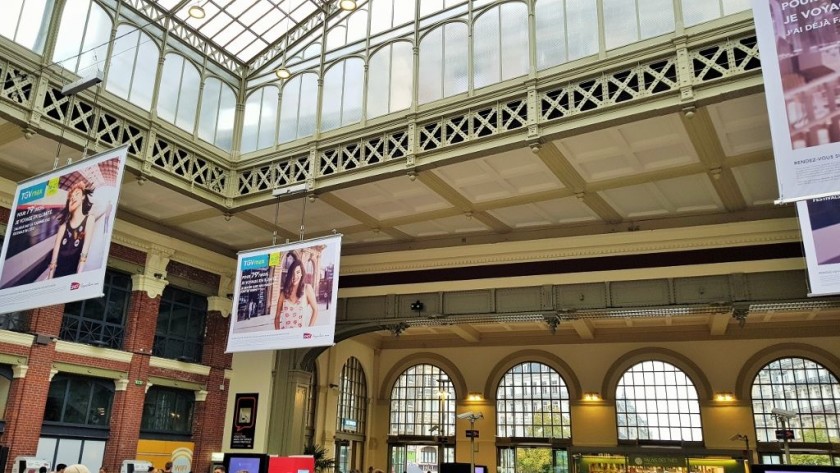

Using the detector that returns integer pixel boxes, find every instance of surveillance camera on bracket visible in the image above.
[729,433,747,441]
[457,411,483,421]
[771,407,796,418]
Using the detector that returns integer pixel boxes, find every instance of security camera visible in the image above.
[457,411,483,421]
[730,433,747,441]
[771,407,796,418]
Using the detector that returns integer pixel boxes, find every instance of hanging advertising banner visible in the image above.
[226,234,342,352]
[0,146,128,313]
[231,393,258,449]
[751,0,840,202]
[797,195,840,295]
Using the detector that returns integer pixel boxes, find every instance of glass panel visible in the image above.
[367,47,390,118]
[242,90,264,152]
[258,87,279,150]
[473,7,501,89]
[153,286,207,361]
[499,3,529,81]
[496,362,571,438]
[297,74,318,139]
[389,364,454,436]
[751,357,840,444]
[681,0,720,27]
[158,54,184,125]
[176,61,200,131]
[616,360,703,441]
[347,10,369,43]
[336,357,368,434]
[443,23,468,98]
[723,0,751,15]
[216,84,236,150]
[638,0,675,40]
[370,0,394,35]
[603,0,638,50]
[0,0,25,45]
[418,26,444,104]
[566,0,598,60]
[106,25,138,101]
[321,62,345,131]
[342,58,364,126]
[390,42,413,113]
[15,0,53,53]
[198,78,221,143]
[536,0,566,69]
[279,75,302,143]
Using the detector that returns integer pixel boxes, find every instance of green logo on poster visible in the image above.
[46,177,59,196]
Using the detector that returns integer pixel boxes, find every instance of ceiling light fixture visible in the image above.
[275,67,291,80]
[188,2,206,19]
[339,0,358,11]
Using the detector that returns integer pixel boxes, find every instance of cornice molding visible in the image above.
[131,274,169,299]
[341,220,800,275]
[149,356,212,376]
[207,296,232,318]
[0,330,34,347]
[54,340,134,363]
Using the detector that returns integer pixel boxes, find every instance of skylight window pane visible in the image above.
[239,39,268,60]
[228,30,257,55]
[214,23,246,46]
[252,10,285,35]
[262,22,290,44]
[240,2,273,26]
[290,3,316,21]
[223,0,252,18]
[201,12,233,37]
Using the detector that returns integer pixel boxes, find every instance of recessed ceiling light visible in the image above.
[188,3,206,19]
[275,67,291,79]
[339,0,357,11]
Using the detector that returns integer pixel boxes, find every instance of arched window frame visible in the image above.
[53,0,113,74]
[367,40,414,119]
[751,357,840,446]
[241,85,281,153]
[198,76,237,150]
[320,57,364,132]
[389,363,455,437]
[418,20,469,105]
[615,360,703,443]
[157,52,201,132]
[1,0,54,54]
[495,361,572,439]
[105,22,160,110]
[472,1,530,90]
[336,356,368,435]
[279,71,319,143]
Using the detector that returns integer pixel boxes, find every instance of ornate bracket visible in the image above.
[732,305,749,328]
[386,322,409,337]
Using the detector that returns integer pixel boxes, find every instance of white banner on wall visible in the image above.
[226,234,342,353]
[797,196,840,296]
[0,146,128,313]
[752,0,840,202]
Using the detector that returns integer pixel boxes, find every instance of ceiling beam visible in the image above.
[0,121,23,147]
[571,319,595,339]
[318,193,413,240]
[681,108,747,211]
[160,208,222,226]
[236,211,298,241]
[450,324,481,342]
[416,172,512,233]
[709,313,730,335]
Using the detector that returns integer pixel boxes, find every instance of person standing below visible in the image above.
[164,463,173,473]
[56,465,67,473]
[213,466,226,473]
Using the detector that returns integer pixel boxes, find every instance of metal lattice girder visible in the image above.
[0,18,760,212]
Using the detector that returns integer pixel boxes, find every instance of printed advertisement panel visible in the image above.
[226,234,341,352]
[0,146,128,312]
[752,0,840,201]
[797,195,840,295]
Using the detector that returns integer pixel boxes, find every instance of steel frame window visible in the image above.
[496,361,571,439]
[389,363,455,436]
[61,270,132,349]
[616,360,703,442]
[153,285,207,362]
[43,373,114,427]
[751,357,840,444]
[337,356,368,435]
[141,386,195,435]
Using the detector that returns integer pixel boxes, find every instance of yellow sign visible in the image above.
[136,440,194,473]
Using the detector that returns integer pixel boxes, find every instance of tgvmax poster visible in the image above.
[226,234,342,353]
[0,146,128,313]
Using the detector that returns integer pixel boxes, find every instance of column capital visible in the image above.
[12,364,28,378]
[207,296,232,318]
[114,378,129,391]
[131,274,169,299]
[195,389,209,402]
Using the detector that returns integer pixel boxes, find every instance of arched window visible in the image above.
[141,386,195,436]
[321,58,364,132]
[53,0,112,74]
[602,0,675,50]
[496,361,571,438]
[390,363,454,436]
[682,0,751,28]
[367,42,413,118]
[337,356,368,434]
[157,54,200,132]
[2,0,54,54]
[106,24,159,110]
[241,86,280,153]
[751,357,840,448]
[336,357,368,473]
[326,9,369,50]
[279,73,318,143]
[535,0,598,70]
[473,2,529,89]
[198,77,236,150]
[419,22,468,104]
[370,0,416,36]
[420,0,464,17]
[616,360,703,442]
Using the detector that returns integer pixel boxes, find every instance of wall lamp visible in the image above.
[582,392,602,401]
[715,392,735,402]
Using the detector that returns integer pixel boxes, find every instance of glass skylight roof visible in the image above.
[153,0,321,62]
